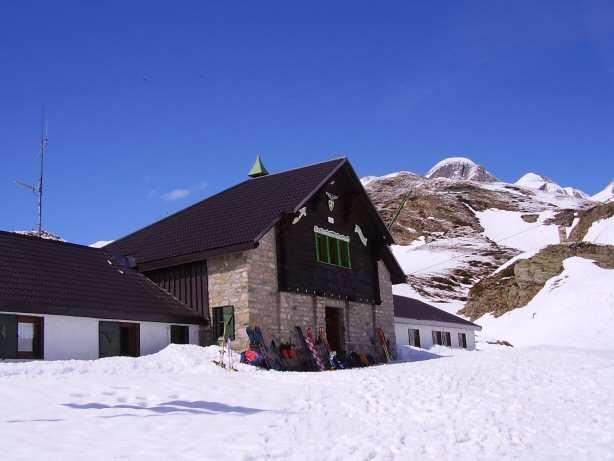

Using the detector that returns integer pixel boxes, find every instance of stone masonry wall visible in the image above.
[240,227,396,358]
[206,226,397,356]
[207,251,249,348]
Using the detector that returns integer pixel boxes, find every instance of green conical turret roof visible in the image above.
[248,154,269,178]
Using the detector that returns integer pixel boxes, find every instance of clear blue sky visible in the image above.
[1,1,613,244]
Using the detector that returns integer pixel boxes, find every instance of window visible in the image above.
[314,228,351,269]
[212,306,235,341]
[99,322,140,358]
[0,314,43,360]
[458,332,467,349]
[171,325,190,345]
[408,328,421,348]
[432,330,451,347]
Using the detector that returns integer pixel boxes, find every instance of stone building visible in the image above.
[106,157,405,357]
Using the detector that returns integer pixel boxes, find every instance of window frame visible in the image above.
[458,332,467,349]
[314,231,352,269]
[16,316,44,360]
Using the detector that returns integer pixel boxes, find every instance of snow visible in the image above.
[426,156,477,175]
[360,171,417,186]
[89,240,113,248]
[584,216,614,245]
[515,172,566,195]
[1,345,614,460]
[478,257,614,350]
[592,180,614,203]
[475,209,560,252]
[493,249,539,275]
[563,186,589,200]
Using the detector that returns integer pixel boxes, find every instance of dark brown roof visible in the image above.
[0,231,205,324]
[393,295,481,329]
[106,158,401,275]
[106,158,348,265]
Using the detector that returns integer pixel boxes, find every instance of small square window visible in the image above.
[171,325,190,344]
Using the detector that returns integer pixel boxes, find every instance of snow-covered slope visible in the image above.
[583,216,614,244]
[478,257,614,350]
[426,157,498,182]
[515,172,591,200]
[474,209,560,253]
[1,344,614,459]
[515,172,566,195]
[563,186,589,200]
[593,180,614,203]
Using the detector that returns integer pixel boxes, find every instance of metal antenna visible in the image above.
[15,106,47,236]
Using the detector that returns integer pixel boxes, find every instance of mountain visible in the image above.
[515,172,590,200]
[364,157,595,304]
[593,180,614,203]
[364,157,614,347]
[426,157,498,182]
[563,187,589,200]
[12,230,65,241]
[515,172,565,194]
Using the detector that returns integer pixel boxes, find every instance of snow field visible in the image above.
[583,216,614,245]
[475,209,560,252]
[1,344,614,460]
[478,257,614,350]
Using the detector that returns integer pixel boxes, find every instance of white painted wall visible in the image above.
[1,311,201,361]
[394,317,478,350]
[45,315,99,360]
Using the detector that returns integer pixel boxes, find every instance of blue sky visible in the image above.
[1,1,613,244]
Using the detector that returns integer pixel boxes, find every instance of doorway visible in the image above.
[325,307,345,353]
[99,321,140,358]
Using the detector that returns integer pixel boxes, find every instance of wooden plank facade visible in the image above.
[145,261,208,317]
[276,167,383,304]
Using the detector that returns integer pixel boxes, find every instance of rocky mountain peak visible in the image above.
[426,157,498,182]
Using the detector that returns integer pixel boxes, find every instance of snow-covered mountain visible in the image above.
[593,179,614,203]
[426,157,498,182]
[364,157,603,304]
[514,172,589,199]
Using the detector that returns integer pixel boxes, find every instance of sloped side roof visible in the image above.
[105,158,349,265]
[393,295,480,329]
[0,231,205,324]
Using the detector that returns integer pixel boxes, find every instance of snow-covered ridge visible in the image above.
[426,157,498,182]
[593,179,614,203]
[515,172,590,200]
[360,171,417,186]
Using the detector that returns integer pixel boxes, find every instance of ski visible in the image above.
[377,327,392,362]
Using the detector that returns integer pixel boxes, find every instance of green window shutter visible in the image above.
[222,306,235,341]
[328,237,339,266]
[315,233,328,263]
[339,240,351,268]
[0,314,17,359]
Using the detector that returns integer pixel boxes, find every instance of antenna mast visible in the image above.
[15,106,47,237]
[38,107,48,236]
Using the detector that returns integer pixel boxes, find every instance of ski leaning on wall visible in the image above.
[377,327,393,362]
